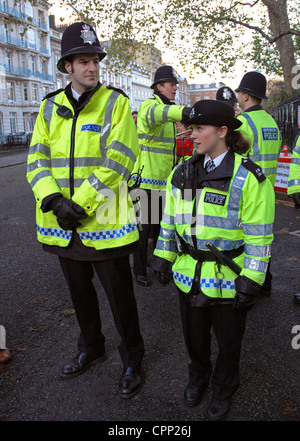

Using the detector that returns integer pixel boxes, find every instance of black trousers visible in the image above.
[133,189,164,276]
[179,293,248,401]
[59,255,144,369]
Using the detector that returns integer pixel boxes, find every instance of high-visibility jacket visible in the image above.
[288,134,300,195]
[237,108,281,186]
[132,94,185,191]
[154,150,275,302]
[26,84,139,250]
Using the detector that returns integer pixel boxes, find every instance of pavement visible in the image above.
[0,150,299,431]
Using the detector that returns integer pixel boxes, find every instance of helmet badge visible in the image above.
[222,88,232,100]
[80,24,97,45]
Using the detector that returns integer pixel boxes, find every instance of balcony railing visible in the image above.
[0,64,54,82]
[0,33,50,55]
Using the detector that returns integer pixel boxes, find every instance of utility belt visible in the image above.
[172,233,244,263]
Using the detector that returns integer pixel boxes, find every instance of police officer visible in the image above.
[288,133,300,209]
[287,134,300,305]
[216,85,241,116]
[152,100,275,420]
[26,22,144,399]
[236,71,281,296]
[132,65,190,286]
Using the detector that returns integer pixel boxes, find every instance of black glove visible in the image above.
[52,197,87,230]
[181,106,192,124]
[293,193,300,209]
[232,292,257,311]
[154,270,173,286]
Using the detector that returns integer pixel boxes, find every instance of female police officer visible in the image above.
[151,99,275,420]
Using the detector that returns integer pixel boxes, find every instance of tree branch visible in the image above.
[223,17,300,43]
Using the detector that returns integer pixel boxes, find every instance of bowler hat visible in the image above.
[186,100,242,129]
[57,22,106,73]
[235,71,268,100]
[216,86,237,105]
[151,65,179,88]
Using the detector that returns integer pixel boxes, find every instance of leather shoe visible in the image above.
[119,367,142,399]
[207,398,231,421]
[184,384,206,407]
[135,274,151,287]
[61,351,107,378]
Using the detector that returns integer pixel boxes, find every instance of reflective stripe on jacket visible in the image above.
[237,109,281,186]
[133,94,185,190]
[154,151,275,299]
[26,85,139,250]
[288,135,300,195]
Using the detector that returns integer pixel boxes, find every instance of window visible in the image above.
[7,82,14,101]
[29,115,34,131]
[21,53,26,70]
[9,112,17,133]
[42,86,49,97]
[5,51,12,68]
[32,84,38,102]
[24,84,28,101]
[30,55,36,72]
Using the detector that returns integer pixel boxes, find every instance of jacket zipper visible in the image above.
[70,115,77,197]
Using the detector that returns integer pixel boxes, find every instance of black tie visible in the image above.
[205,159,216,172]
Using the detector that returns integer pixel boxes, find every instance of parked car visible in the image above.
[0,131,33,146]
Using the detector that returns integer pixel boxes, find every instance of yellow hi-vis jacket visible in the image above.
[132,94,185,191]
[288,134,300,195]
[237,108,281,186]
[26,84,139,250]
[153,150,275,304]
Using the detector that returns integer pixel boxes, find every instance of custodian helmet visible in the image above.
[235,71,269,101]
[57,22,106,73]
[151,65,179,88]
[216,86,238,106]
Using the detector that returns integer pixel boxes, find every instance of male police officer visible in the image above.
[132,65,190,286]
[26,22,144,399]
[236,71,281,296]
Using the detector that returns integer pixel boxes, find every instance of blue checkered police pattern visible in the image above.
[131,175,167,186]
[37,224,72,240]
[78,222,137,241]
[173,271,193,287]
[173,270,235,290]
[201,278,235,290]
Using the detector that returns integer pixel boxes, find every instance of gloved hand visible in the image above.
[154,270,173,286]
[52,197,87,230]
[181,106,192,124]
[232,292,257,311]
[293,193,300,209]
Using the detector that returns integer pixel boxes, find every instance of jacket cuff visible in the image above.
[149,256,172,273]
[41,193,63,213]
[235,275,261,296]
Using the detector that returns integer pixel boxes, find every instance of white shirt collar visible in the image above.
[204,149,228,168]
[71,86,81,101]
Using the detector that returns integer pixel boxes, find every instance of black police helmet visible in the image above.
[151,65,179,88]
[186,100,242,130]
[235,71,268,100]
[216,86,238,105]
[57,22,106,73]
